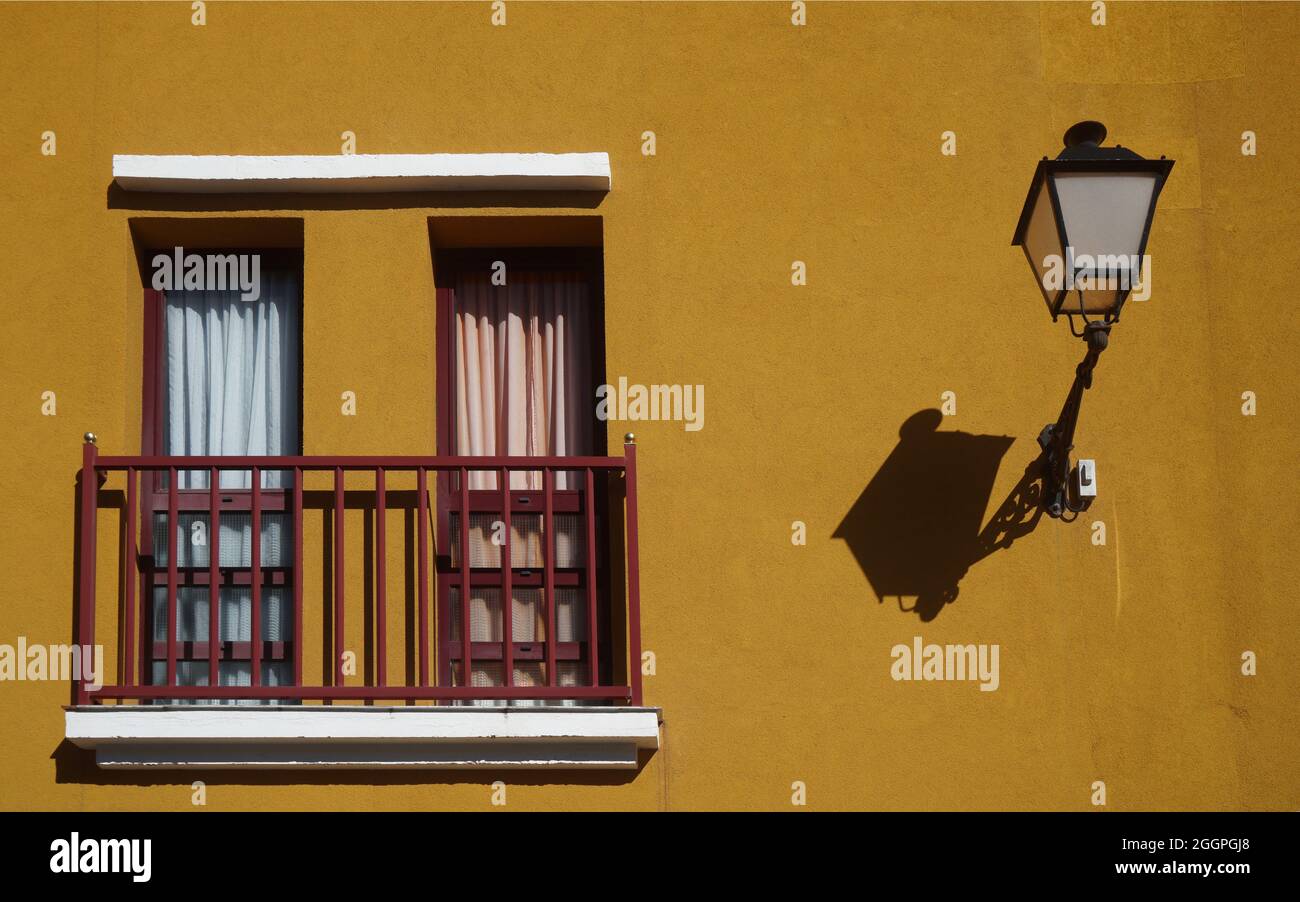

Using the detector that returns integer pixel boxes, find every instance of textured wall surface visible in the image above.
[0,1,1296,811]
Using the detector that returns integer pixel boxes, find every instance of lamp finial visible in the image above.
[1063,120,1107,149]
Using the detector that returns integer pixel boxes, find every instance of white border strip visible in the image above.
[67,706,660,743]
[66,706,659,770]
[112,153,612,193]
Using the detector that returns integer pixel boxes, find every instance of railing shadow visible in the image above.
[833,409,1046,621]
[310,488,428,691]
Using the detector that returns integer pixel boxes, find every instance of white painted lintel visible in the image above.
[112,153,612,193]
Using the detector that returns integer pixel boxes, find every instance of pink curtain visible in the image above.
[453,269,593,489]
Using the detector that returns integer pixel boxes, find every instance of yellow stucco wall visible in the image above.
[0,1,1296,811]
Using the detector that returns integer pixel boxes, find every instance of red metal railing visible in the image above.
[75,435,643,707]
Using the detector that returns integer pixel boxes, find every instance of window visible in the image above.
[140,249,303,703]
[435,248,608,705]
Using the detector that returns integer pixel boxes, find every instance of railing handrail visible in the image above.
[93,453,629,471]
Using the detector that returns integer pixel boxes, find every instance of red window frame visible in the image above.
[138,249,304,691]
[433,247,610,695]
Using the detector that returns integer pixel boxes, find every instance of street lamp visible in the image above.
[1011,121,1174,518]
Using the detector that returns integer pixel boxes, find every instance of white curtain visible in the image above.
[454,269,592,490]
[163,266,300,489]
[154,263,299,702]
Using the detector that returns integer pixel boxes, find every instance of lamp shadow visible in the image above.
[832,409,1045,621]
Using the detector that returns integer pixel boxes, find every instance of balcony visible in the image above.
[65,436,657,769]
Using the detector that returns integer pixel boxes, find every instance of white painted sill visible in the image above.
[65,705,660,770]
[112,153,612,193]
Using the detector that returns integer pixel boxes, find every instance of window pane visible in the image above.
[448,587,584,643]
[153,512,290,567]
[448,512,583,568]
[152,586,292,643]
[150,660,294,705]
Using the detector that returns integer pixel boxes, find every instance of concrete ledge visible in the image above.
[112,153,612,193]
[65,706,660,770]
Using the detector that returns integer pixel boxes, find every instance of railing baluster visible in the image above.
[544,466,555,687]
[624,437,643,706]
[334,467,345,689]
[123,467,137,688]
[376,467,386,688]
[417,467,429,689]
[251,465,261,687]
[500,466,512,689]
[208,467,220,691]
[138,485,149,696]
[166,466,178,690]
[77,436,99,705]
[584,466,599,690]
[458,467,471,692]
[293,467,303,689]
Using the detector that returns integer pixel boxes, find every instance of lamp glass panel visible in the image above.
[1021,178,1064,305]
[1057,285,1120,316]
[1052,171,1157,315]
[1052,171,1157,262]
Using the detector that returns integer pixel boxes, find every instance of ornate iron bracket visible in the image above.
[1038,321,1109,518]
